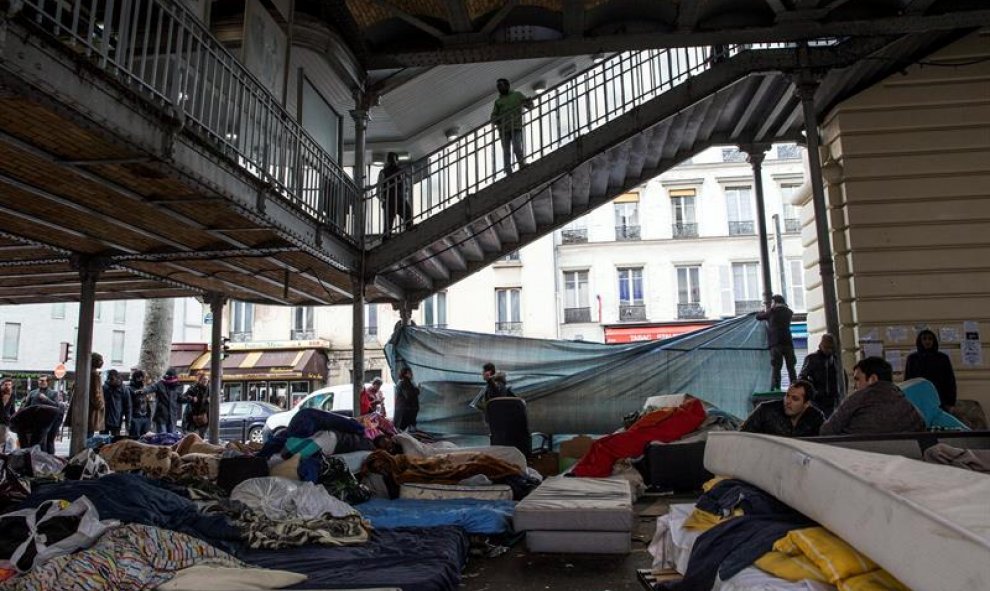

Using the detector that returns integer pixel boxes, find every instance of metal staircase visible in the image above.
[361,34,943,303]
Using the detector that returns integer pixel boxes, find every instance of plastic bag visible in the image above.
[63,449,111,480]
[293,481,358,519]
[29,446,66,477]
[231,477,298,520]
[0,496,118,572]
[0,458,31,507]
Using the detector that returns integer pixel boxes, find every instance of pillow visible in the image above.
[393,432,429,458]
[788,527,877,584]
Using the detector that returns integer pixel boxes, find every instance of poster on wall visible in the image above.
[242,0,287,101]
[885,350,904,373]
[939,326,961,344]
[858,328,883,359]
[961,321,982,368]
[885,326,908,343]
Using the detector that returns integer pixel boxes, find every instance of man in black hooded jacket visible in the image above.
[904,329,957,409]
[146,368,189,433]
[102,369,132,436]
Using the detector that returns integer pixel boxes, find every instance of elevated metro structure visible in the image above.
[0,0,986,451]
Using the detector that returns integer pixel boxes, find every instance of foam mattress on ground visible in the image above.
[526,530,631,554]
[513,476,634,532]
[358,498,515,534]
[400,482,513,501]
[705,432,990,591]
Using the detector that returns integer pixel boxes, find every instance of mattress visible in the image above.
[242,526,469,591]
[525,530,631,554]
[400,482,513,501]
[513,476,634,532]
[705,432,990,591]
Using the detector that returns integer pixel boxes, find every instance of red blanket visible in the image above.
[571,398,707,477]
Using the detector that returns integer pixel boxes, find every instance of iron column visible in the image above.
[351,104,369,413]
[743,144,774,310]
[69,256,106,456]
[207,293,225,444]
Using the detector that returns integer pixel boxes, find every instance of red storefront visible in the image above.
[603,322,715,344]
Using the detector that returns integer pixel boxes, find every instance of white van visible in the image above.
[262,382,395,440]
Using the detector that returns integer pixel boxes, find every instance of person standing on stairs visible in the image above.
[491,78,534,175]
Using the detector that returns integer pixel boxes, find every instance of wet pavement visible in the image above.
[459,494,696,591]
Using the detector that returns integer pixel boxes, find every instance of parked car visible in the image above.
[219,401,283,443]
[262,382,394,441]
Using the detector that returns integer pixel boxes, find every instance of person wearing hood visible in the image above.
[757,294,796,390]
[904,329,957,409]
[127,369,153,438]
[146,368,189,434]
[182,370,210,437]
[101,369,132,436]
[799,334,846,417]
[392,367,420,431]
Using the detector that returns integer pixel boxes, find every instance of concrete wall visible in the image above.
[809,31,990,410]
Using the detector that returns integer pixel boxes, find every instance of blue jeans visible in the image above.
[129,417,151,438]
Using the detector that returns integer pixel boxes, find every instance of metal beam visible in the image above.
[730,75,780,140]
[479,1,518,37]
[370,0,447,39]
[677,0,705,31]
[443,0,473,33]
[562,0,585,37]
[367,10,990,67]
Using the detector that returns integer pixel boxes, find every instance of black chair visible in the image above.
[485,397,549,458]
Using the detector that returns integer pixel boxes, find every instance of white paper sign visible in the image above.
[939,326,961,344]
[886,326,909,343]
[961,321,982,367]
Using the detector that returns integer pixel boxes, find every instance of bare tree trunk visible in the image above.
[139,299,175,383]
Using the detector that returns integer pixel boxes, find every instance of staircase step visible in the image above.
[551,176,573,217]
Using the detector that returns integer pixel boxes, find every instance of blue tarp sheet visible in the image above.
[385,314,769,434]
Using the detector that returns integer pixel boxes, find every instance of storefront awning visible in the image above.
[169,345,328,382]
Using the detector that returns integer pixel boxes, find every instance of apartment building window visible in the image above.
[561,219,588,244]
[51,303,66,319]
[676,266,704,319]
[722,147,746,162]
[423,292,447,328]
[2,323,20,361]
[495,288,522,334]
[725,186,755,235]
[292,307,315,340]
[670,188,698,238]
[780,184,801,233]
[617,267,645,321]
[231,301,254,341]
[563,270,591,323]
[113,301,127,324]
[614,194,640,241]
[787,259,806,312]
[364,304,378,338]
[732,262,762,314]
[776,143,801,159]
[500,251,521,262]
[111,330,125,365]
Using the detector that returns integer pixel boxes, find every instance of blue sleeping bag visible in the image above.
[358,498,515,535]
[899,378,969,431]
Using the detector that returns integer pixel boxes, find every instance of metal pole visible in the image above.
[795,78,841,344]
[744,144,774,309]
[69,257,103,456]
[208,294,225,444]
[773,214,787,295]
[350,102,369,413]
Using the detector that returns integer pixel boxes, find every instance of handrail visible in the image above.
[365,41,839,241]
[17,0,360,240]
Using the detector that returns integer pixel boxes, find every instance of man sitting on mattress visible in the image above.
[820,356,925,435]
[740,380,824,437]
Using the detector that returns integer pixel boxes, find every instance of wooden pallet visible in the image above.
[636,568,682,590]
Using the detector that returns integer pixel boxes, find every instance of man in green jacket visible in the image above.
[491,78,534,175]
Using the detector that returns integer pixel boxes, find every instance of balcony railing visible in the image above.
[291,330,315,340]
[672,223,698,238]
[784,218,801,233]
[735,299,763,315]
[619,304,647,321]
[423,323,448,329]
[495,321,523,335]
[230,331,252,343]
[561,228,588,244]
[615,225,641,241]
[728,221,755,235]
[564,307,592,323]
[18,0,360,238]
[677,303,706,319]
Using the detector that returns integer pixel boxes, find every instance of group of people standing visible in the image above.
[746,294,959,439]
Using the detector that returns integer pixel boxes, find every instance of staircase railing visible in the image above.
[366,41,837,241]
[15,0,360,239]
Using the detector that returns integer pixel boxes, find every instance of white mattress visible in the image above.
[525,530,630,554]
[513,476,634,532]
[399,482,513,501]
[705,432,990,591]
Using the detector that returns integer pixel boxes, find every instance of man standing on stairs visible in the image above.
[491,78,534,175]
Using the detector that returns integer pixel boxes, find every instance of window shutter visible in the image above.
[719,266,733,316]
